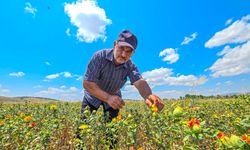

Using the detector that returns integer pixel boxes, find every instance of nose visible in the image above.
[121,50,127,58]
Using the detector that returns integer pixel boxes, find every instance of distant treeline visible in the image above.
[175,93,250,100]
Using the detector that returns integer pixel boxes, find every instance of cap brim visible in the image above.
[118,41,135,50]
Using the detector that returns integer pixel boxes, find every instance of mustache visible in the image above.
[119,56,126,60]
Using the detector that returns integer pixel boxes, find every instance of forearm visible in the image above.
[83,80,111,103]
[134,79,152,100]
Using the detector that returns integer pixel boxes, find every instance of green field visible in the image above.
[0,96,250,149]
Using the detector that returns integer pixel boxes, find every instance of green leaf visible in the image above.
[183,144,197,150]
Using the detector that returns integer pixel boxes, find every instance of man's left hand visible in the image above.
[145,94,165,112]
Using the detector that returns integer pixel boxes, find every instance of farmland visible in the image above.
[0,96,250,149]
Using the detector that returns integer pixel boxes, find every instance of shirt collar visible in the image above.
[105,49,113,61]
[105,49,128,69]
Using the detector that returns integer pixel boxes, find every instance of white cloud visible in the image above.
[45,61,51,66]
[69,86,78,91]
[37,87,65,95]
[216,45,232,56]
[154,90,185,99]
[9,72,25,77]
[1,89,10,93]
[0,84,10,95]
[121,83,186,100]
[181,32,198,45]
[34,85,43,88]
[206,15,250,77]
[60,85,67,89]
[121,68,201,100]
[42,79,51,82]
[123,83,137,92]
[45,72,73,80]
[35,86,81,101]
[76,76,83,81]
[159,48,179,64]
[164,75,207,86]
[45,72,81,81]
[66,28,71,36]
[142,68,207,87]
[121,82,141,100]
[209,41,250,77]
[122,82,137,94]
[46,73,60,79]
[36,86,80,95]
[24,2,37,16]
[205,15,250,48]
[63,72,72,78]
[225,18,233,26]
[142,68,173,86]
[216,82,221,86]
[64,0,112,43]
[225,81,233,86]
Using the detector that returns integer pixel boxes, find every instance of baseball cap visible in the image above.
[117,30,138,50]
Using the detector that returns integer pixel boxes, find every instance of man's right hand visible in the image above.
[107,95,125,109]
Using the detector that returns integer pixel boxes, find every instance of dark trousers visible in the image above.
[81,98,119,122]
[78,98,119,148]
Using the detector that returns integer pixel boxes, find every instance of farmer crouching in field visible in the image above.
[80,30,164,147]
[82,29,164,119]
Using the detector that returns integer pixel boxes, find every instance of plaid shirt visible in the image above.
[83,49,142,109]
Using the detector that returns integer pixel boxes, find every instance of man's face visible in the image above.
[113,42,134,65]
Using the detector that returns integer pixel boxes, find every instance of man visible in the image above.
[82,30,164,121]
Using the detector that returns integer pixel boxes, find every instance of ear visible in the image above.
[113,41,117,47]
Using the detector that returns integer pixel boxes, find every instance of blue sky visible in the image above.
[0,0,250,101]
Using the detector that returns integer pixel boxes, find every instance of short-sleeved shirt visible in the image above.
[84,49,142,110]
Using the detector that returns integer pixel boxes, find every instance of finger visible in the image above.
[147,95,155,102]
[121,100,125,106]
[118,98,125,106]
[113,104,119,110]
[120,101,125,108]
[148,95,154,102]
[113,97,121,107]
[155,95,160,100]
[152,95,161,101]
[145,99,152,107]
[116,102,122,109]
[158,104,164,111]
[111,105,117,110]
[117,100,124,109]
[111,101,119,110]
[150,95,157,100]
[118,104,123,109]
[151,96,159,104]
[111,103,117,109]
[157,100,163,107]
[116,99,122,107]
